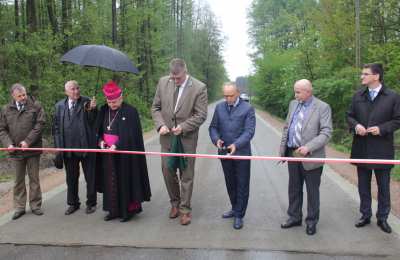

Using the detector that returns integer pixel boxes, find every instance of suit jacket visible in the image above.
[209,98,255,156]
[53,96,97,152]
[346,85,400,169]
[280,96,332,171]
[151,75,208,153]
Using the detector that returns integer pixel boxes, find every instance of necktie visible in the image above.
[369,90,376,101]
[228,104,234,112]
[173,85,181,111]
[17,102,23,111]
[293,104,304,147]
[69,101,76,117]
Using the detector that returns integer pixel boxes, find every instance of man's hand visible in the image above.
[227,144,236,155]
[20,141,29,149]
[367,126,380,136]
[99,140,106,149]
[216,139,224,149]
[159,125,170,135]
[109,145,116,151]
[171,125,183,135]
[355,124,367,136]
[8,144,15,149]
[88,96,97,110]
[295,146,309,156]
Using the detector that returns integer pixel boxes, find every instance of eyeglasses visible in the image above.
[361,73,376,76]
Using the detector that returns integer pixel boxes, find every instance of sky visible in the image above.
[206,0,253,81]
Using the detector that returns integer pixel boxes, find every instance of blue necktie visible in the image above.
[369,90,376,101]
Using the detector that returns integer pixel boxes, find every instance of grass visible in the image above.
[0,173,12,183]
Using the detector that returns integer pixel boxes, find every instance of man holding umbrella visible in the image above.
[53,80,97,215]
[152,58,208,225]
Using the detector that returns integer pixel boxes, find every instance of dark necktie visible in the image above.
[69,101,76,117]
[228,104,234,112]
[17,102,23,111]
[173,85,181,111]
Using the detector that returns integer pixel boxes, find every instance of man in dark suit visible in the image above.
[209,82,256,229]
[53,80,98,215]
[279,79,332,235]
[346,63,400,234]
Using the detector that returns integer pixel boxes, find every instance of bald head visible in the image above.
[223,82,240,105]
[294,79,313,102]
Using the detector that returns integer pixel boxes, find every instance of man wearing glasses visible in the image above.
[347,63,400,233]
[151,58,208,225]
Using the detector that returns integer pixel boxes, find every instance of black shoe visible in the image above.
[12,210,25,220]
[306,224,317,235]
[65,205,79,215]
[31,208,44,216]
[120,216,132,222]
[233,217,243,230]
[281,219,302,229]
[85,206,96,214]
[104,214,117,221]
[377,220,392,234]
[355,217,370,228]
[222,210,234,219]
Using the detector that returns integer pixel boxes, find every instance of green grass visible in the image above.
[0,173,12,183]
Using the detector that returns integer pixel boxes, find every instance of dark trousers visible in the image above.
[287,151,322,225]
[220,159,250,218]
[64,154,96,207]
[357,167,391,220]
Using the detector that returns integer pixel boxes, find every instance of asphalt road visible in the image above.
[0,103,399,259]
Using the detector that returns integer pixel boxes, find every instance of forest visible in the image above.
[0,0,227,132]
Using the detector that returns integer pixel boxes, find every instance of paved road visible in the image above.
[0,103,399,259]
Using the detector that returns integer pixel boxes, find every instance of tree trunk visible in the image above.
[46,0,58,34]
[26,0,37,33]
[14,0,20,40]
[112,0,117,44]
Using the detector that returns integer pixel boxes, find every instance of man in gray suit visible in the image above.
[279,79,332,235]
[152,58,208,225]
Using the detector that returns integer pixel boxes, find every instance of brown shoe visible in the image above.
[169,207,179,219]
[180,213,192,225]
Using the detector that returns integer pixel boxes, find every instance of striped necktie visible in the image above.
[293,104,304,147]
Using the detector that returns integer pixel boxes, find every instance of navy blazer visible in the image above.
[209,98,256,155]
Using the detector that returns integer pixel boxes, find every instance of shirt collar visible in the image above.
[300,96,313,107]
[368,84,382,93]
[227,97,240,107]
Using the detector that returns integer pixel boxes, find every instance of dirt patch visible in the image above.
[256,109,400,218]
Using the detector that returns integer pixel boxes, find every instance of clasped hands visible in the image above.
[216,139,236,155]
[159,125,182,136]
[355,124,380,136]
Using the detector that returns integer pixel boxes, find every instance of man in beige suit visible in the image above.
[152,58,208,225]
[279,79,332,235]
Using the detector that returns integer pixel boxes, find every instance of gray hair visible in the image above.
[169,58,187,75]
[65,80,79,90]
[10,83,26,94]
[222,82,239,91]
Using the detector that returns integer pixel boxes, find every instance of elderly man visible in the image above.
[209,82,255,229]
[151,58,208,225]
[53,80,97,215]
[279,79,332,235]
[347,63,400,234]
[0,83,45,220]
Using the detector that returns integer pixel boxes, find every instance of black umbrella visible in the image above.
[60,44,139,94]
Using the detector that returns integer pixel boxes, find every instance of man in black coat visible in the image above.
[53,80,98,215]
[347,63,400,233]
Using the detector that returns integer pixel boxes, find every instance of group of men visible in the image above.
[0,60,398,235]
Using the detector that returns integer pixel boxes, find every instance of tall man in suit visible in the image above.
[346,63,400,234]
[151,58,208,225]
[209,83,255,230]
[53,80,98,215]
[279,79,332,235]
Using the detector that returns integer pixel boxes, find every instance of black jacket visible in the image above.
[347,85,400,169]
[52,96,97,153]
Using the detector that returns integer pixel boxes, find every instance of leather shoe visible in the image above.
[65,205,79,215]
[377,220,392,234]
[169,207,179,219]
[31,208,44,216]
[180,213,192,225]
[222,210,234,219]
[120,216,132,222]
[104,214,117,221]
[233,217,243,230]
[306,224,317,235]
[355,217,370,228]
[85,206,96,214]
[12,210,25,220]
[281,219,302,229]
